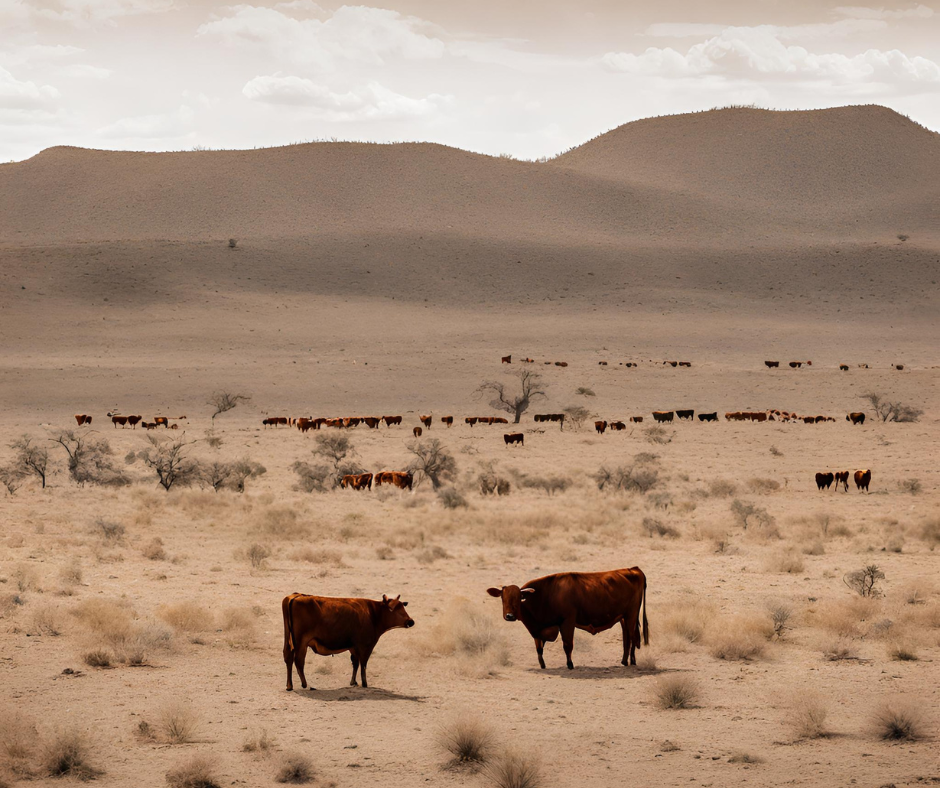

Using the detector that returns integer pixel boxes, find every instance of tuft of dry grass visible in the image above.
[660,599,714,644]
[652,675,699,709]
[764,549,805,574]
[728,751,764,764]
[92,517,125,544]
[40,728,101,780]
[166,754,221,788]
[274,753,314,784]
[142,537,167,560]
[158,601,213,635]
[484,749,542,788]
[156,701,200,744]
[871,699,924,741]
[708,478,737,497]
[438,715,494,766]
[28,604,65,636]
[82,649,112,668]
[257,506,309,539]
[787,692,829,739]
[820,636,859,661]
[72,598,173,666]
[246,543,271,569]
[242,729,275,754]
[289,547,344,566]
[707,614,770,661]
[747,477,780,494]
[888,641,919,661]
[0,709,36,776]
[219,607,258,648]
[416,599,510,677]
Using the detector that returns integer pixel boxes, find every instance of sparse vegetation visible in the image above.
[131,435,200,491]
[871,699,923,741]
[51,430,128,487]
[438,486,468,508]
[562,405,590,429]
[242,729,275,754]
[862,392,923,423]
[898,478,921,495]
[844,565,885,597]
[519,474,572,496]
[477,369,547,424]
[708,614,769,660]
[274,753,314,784]
[408,438,457,489]
[575,387,595,397]
[293,433,360,491]
[208,390,250,420]
[92,517,126,543]
[594,457,659,493]
[730,499,774,530]
[485,750,542,788]
[438,715,494,766]
[653,675,699,709]
[156,701,200,744]
[9,435,49,488]
[41,728,101,780]
[200,458,266,492]
[247,543,271,569]
[787,692,829,739]
[644,425,672,445]
[166,754,221,788]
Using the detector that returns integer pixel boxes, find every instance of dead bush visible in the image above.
[291,461,335,493]
[642,517,679,539]
[707,614,770,660]
[156,701,200,744]
[417,546,450,565]
[787,692,829,739]
[92,517,125,544]
[408,438,458,489]
[644,426,672,445]
[158,602,213,636]
[201,459,266,493]
[51,430,128,487]
[730,499,774,531]
[767,601,793,637]
[246,543,271,569]
[142,537,167,560]
[166,754,221,788]
[289,547,343,565]
[898,478,921,495]
[41,728,101,780]
[82,649,112,668]
[862,392,923,423]
[438,486,468,509]
[438,714,494,766]
[747,477,780,494]
[29,604,65,636]
[708,478,737,497]
[661,599,714,644]
[520,474,572,496]
[0,709,36,775]
[220,607,257,648]
[728,752,764,765]
[484,749,542,788]
[257,507,308,539]
[417,599,510,675]
[242,729,275,754]
[871,699,924,741]
[888,641,918,661]
[844,565,885,597]
[652,675,699,709]
[132,434,201,491]
[9,435,49,488]
[275,753,314,784]
[594,461,659,494]
[764,550,805,574]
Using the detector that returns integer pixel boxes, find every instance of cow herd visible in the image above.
[815,469,871,492]
[339,471,413,491]
[282,566,649,691]
[76,413,186,429]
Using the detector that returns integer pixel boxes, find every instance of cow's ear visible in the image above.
[521,588,536,594]
[486,587,503,598]
[382,594,388,603]
[402,601,408,607]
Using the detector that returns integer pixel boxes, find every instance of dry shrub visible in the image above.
[898,579,935,606]
[438,714,494,767]
[220,607,257,648]
[158,602,214,635]
[653,675,699,709]
[41,728,101,780]
[417,545,450,565]
[92,517,125,544]
[57,561,83,591]
[708,478,737,497]
[888,641,918,661]
[438,486,468,509]
[921,517,940,547]
[29,604,65,636]
[635,650,658,671]
[812,597,879,640]
[72,598,172,666]
[166,754,221,788]
[485,749,542,788]
[157,701,200,744]
[700,523,732,553]
[641,517,679,539]
[289,547,344,566]
[142,538,167,560]
[764,549,805,574]
[11,564,39,593]
[871,699,924,741]
[242,729,275,754]
[0,709,36,775]
[728,752,764,764]
[275,753,314,784]
[417,599,510,676]
[476,512,557,546]
[747,478,780,494]
[660,599,714,644]
[246,543,271,569]
[257,507,309,539]
[787,692,829,739]
[821,636,859,661]
[766,601,793,637]
[707,614,770,661]
[82,649,112,668]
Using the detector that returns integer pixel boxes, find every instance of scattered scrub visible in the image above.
[653,675,699,709]
[438,486,468,509]
[166,754,221,788]
[787,692,829,739]
[484,749,542,788]
[156,701,200,744]
[275,753,314,784]
[707,614,770,660]
[41,728,101,780]
[730,499,775,531]
[438,715,494,766]
[871,699,924,741]
[242,729,275,754]
[844,565,885,597]
[862,392,922,423]
[142,537,167,560]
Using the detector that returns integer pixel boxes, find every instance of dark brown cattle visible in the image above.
[413,426,422,437]
[487,567,648,669]
[764,361,779,368]
[108,412,128,428]
[598,361,608,366]
[502,355,512,364]
[839,364,849,371]
[894,364,905,371]
[789,361,802,368]
[664,361,678,367]
[846,412,866,425]
[629,416,643,423]
[678,361,691,367]
[383,416,402,427]
[834,471,849,492]
[854,469,871,492]
[154,416,169,428]
[594,420,608,434]
[341,473,373,491]
[652,411,674,423]
[374,471,413,490]
[441,416,454,427]
[74,414,92,426]
[609,421,626,431]
[125,415,141,429]
[522,358,534,363]
[676,409,694,421]
[624,362,637,368]
[815,472,834,491]
[697,412,718,422]
[554,361,568,367]
[419,415,432,429]
[142,422,158,430]
[364,417,381,429]
[494,417,509,424]
[282,593,413,691]
[169,423,179,430]
[465,417,478,427]
[858,363,869,369]
[504,432,524,446]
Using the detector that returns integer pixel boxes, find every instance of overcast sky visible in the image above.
[2,0,939,161]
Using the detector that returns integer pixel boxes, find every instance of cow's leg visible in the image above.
[534,639,546,669]
[358,645,375,688]
[284,640,295,691]
[619,620,632,666]
[294,642,310,690]
[349,653,360,687]
[560,621,576,669]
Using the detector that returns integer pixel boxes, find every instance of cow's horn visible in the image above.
[521,588,536,594]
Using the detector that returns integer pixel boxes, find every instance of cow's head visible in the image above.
[381,594,414,630]
[486,585,535,622]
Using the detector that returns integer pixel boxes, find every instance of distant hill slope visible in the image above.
[0,105,937,245]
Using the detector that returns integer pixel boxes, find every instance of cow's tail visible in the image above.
[642,575,649,646]
[283,594,297,654]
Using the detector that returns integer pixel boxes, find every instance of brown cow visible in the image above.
[74,414,92,426]
[664,361,678,367]
[363,417,380,429]
[595,420,608,434]
[854,469,871,492]
[169,423,179,430]
[847,412,866,425]
[652,411,674,423]
[629,416,643,423]
[502,355,512,364]
[383,416,403,427]
[554,361,568,367]
[894,364,905,371]
[341,473,373,491]
[504,432,524,446]
[815,472,834,491]
[598,361,608,366]
[441,416,454,427]
[413,426,422,437]
[676,409,694,421]
[698,412,718,422]
[420,415,432,429]
[765,361,779,368]
[487,567,648,669]
[374,471,413,490]
[839,364,849,371]
[154,416,169,428]
[108,412,128,428]
[609,421,626,431]
[465,417,478,427]
[678,361,691,367]
[789,361,802,368]
[282,593,413,691]
[834,471,849,492]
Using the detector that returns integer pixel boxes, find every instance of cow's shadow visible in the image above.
[529,664,667,680]
[294,686,425,703]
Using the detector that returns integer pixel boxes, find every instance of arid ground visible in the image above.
[1,106,938,787]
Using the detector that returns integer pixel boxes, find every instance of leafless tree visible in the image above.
[563,405,591,430]
[0,464,23,495]
[863,392,923,423]
[293,434,360,492]
[407,438,457,489]
[208,390,251,420]
[132,434,200,491]
[10,435,49,488]
[200,458,266,492]
[476,369,547,424]
[51,430,127,487]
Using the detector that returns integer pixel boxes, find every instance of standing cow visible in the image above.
[282,593,414,691]
[487,567,648,670]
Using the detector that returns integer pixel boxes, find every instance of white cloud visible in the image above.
[198,5,445,71]
[243,75,451,120]
[644,23,729,38]
[835,4,934,20]
[0,65,59,109]
[61,63,111,78]
[25,0,176,26]
[604,25,940,88]
[97,104,194,138]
